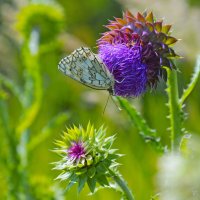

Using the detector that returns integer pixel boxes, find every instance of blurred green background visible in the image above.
[0,0,199,199]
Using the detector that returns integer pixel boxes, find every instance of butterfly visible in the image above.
[58,47,114,95]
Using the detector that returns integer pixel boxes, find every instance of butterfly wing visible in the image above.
[58,47,114,90]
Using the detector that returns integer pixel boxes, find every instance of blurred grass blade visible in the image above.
[28,112,69,152]
[16,29,42,136]
[116,97,163,151]
[0,74,23,103]
[0,100,21,199]
[179,55,200,105]
[0,99,10,134]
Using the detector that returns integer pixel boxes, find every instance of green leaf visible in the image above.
[78,174,87,193]
[106,153,120,161]
[97,175,109,186]
[116,97,156,136]
[96,163,107,174]
[103,135,116,149]
[65,174,78,192]
[75,167,87,175]
[115,97,163,151]
[87,177,96,193]
[87,166,96,178]
[179,55,200,105]
[56,172,72,181]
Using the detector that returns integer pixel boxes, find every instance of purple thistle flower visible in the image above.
[98,10,179,97]
[67,141,86,161]
[99,43,147,97]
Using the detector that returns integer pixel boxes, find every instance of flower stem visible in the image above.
[109,169,135,200]
[166,68,182,151]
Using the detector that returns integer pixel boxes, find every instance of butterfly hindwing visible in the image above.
[58,47,114,90]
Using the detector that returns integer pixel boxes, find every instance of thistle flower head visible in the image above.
[98,11,179,97]
[53,123,121,193]
[16,3,64,43]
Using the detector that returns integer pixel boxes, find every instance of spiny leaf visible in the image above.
[115,97,163,151]
[65,179,77,192]
[116,97,155,136]
[87,166,96,178]
[55,172,72,181]
[87,177,96,193]
[179,55,200,105]
[96,175,109,186]
[78,175,87,193]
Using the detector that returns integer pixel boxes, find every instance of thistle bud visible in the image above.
[53,123,121,193]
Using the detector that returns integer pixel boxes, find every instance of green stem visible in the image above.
[0,100,20,200]
[166,68,182,151]
[109,169,135,200]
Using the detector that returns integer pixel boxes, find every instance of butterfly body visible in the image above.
[58,47,114,95]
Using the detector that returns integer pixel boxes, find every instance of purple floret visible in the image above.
[68,142,86,160]
[99,43,147,97]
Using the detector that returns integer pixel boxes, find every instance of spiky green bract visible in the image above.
[53,123,121,193]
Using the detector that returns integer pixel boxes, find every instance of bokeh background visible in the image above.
[0,0,199,199]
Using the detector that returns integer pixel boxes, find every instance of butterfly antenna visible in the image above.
[110,96,122,111]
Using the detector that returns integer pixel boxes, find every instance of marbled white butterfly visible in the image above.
[58,47,114,94]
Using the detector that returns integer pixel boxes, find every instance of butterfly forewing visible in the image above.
[58,47,114,90]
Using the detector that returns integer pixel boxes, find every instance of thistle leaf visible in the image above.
[96,163,107,174]
[87,178,96,193]
[78,175,87,193]
[87,166,96,178]
[179,55,200,105]
[115,97,164,151]
[97,175,109,186]
[65,174,78,192]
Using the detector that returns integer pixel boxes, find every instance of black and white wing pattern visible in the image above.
[58,47,114,91]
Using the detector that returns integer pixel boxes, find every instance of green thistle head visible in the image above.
[53,123,121,193]
[16,3,64,43]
